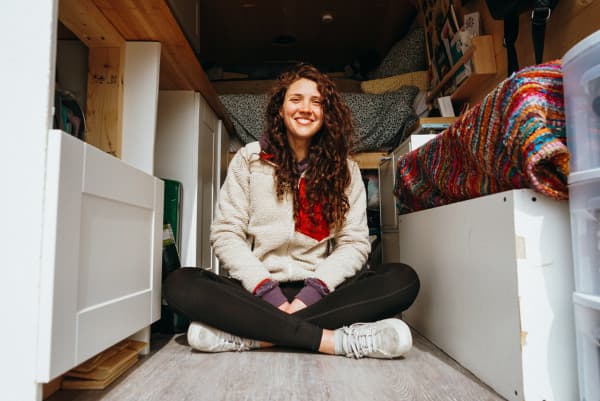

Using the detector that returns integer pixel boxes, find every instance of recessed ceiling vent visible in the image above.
[272,34,297,46]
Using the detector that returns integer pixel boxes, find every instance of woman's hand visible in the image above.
[278,301,292,313]
[277,299,306,314]
[287,298,307,314]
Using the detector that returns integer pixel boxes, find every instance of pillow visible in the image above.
[368,27,427,80]
[361,70,428,94]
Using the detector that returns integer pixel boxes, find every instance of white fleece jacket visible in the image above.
[210,141,371,293]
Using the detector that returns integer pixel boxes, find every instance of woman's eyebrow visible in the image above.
[286,92,322,100]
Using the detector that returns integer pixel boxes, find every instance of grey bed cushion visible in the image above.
[367,27,427,80]
[219,85,419,152]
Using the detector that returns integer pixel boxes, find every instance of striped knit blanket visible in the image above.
[394,61,569,214]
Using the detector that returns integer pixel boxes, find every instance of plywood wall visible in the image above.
[458,0,600,103]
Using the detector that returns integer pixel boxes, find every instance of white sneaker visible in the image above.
[187,321,259,353]
[339,318,412,359]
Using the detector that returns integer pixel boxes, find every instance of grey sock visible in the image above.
[333,328,346,355]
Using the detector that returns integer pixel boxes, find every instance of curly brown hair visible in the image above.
[262,64,355,231]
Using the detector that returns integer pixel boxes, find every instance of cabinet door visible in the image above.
[37,131,163,381]
[199,97,219,271]
[211,121,225,273]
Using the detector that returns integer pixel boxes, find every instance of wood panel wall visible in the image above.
[458,0,600,103]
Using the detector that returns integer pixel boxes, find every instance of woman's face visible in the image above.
[280,78,324,144]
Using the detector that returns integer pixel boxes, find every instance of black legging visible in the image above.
[163,263,419,352]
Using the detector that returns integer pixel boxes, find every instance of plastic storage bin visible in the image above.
[563,29,600,172]
[569,169,600,295]
[573,292,600,401]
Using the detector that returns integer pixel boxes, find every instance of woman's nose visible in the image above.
[299,100,311,112]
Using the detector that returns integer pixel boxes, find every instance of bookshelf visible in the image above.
[426,34,497,103]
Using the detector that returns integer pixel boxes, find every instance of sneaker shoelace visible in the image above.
[343,323,380,359]
[219,332,252,352]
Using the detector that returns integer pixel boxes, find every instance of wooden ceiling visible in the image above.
[58,0,229,128]
[198,0,417,74]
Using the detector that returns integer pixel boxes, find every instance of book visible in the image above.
[450,32,472,86]
[434,43,451,81]
[440,18,456,65]
[409,117,458,135]
[449,3,460,32]
[437,96,456,117]
[464,12,480,37]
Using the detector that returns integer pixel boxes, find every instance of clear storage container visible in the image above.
[563,29,600,172]
[569,169,600,295]
[572,292,600,401]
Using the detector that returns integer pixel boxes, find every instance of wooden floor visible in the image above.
[48,329,506,401]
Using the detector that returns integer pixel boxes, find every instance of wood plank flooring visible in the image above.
[48,329,505,401]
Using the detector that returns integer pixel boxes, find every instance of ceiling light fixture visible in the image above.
[321,13,334,23]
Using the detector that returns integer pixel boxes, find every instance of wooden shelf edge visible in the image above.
[450,72,496,102]
[352,152,387,170]
[229,151,386,170]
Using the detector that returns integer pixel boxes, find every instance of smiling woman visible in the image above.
[164,63,421,360]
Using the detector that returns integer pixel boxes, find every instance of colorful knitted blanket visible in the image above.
[394,61,569,214]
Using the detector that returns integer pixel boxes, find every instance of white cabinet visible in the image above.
[35,39,163,383]
[378,134,437,262]
[2,2,218,399]
[399,189,578,401]
[37,131,163,381]
[155,91,227,271]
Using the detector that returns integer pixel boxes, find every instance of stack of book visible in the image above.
[409,117,458,136]
[60,340,146,390]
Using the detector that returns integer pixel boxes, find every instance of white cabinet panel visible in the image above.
[155,91,225,272]
[399,189,577,401]
[199,95,218,270]
[77,195,152,308]
[37,131,163,381]
[121,41,161,175]
[155,91,200,267]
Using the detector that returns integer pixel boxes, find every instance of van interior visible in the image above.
[6,0,600,400]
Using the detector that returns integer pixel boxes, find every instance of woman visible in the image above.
[164,64,420,359]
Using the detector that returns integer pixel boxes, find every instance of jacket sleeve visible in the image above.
[210,148,272,292]
[312,161,371,291]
